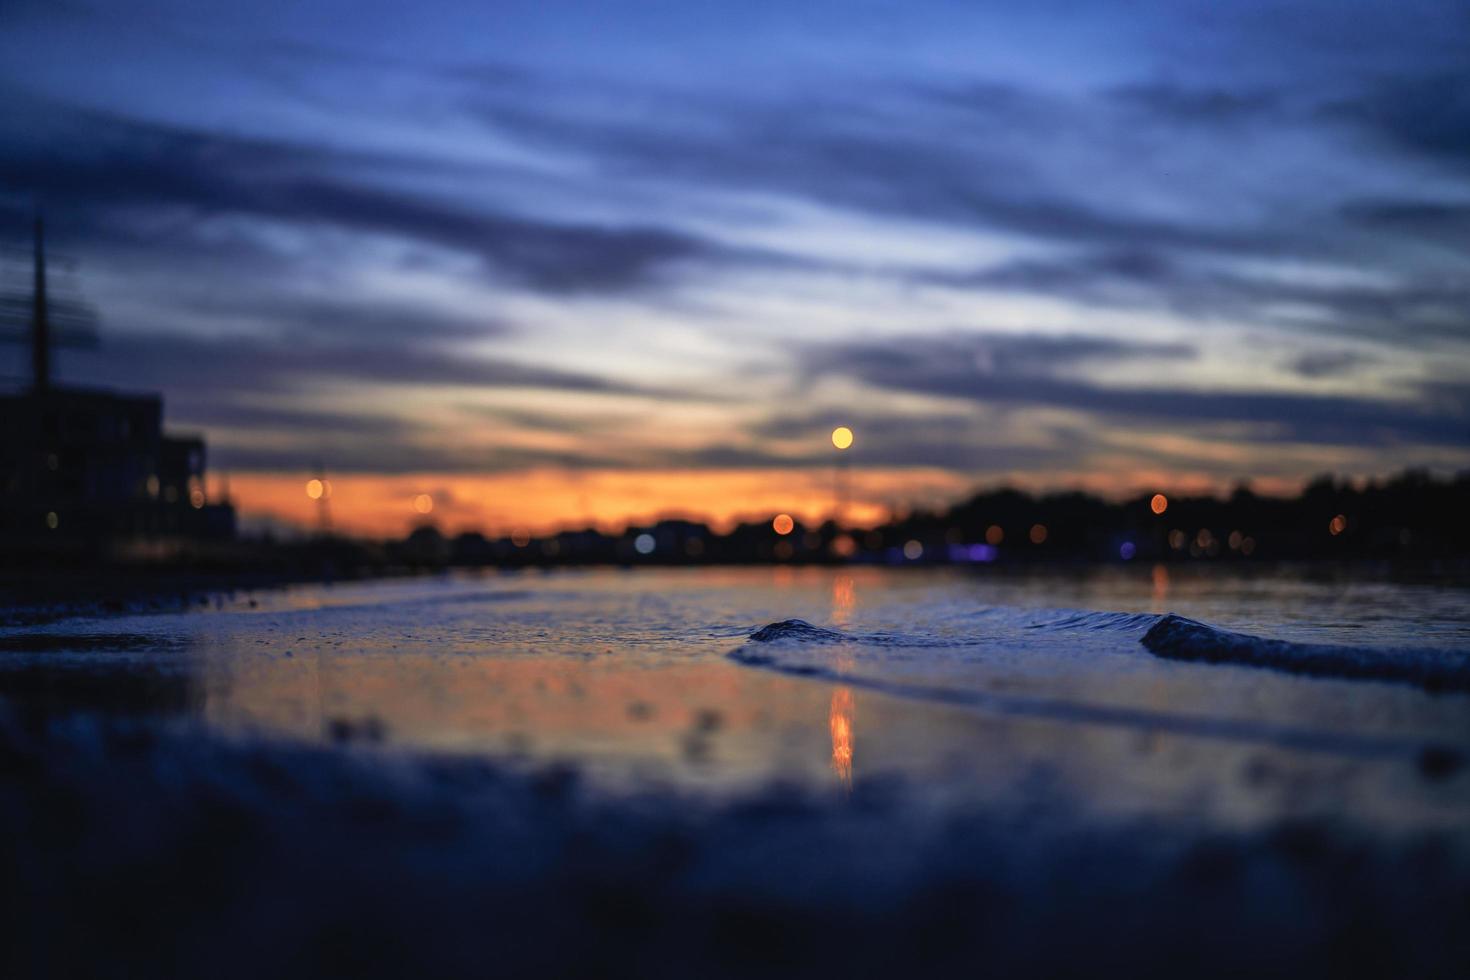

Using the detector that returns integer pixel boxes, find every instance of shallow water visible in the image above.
[2,566,1467,832]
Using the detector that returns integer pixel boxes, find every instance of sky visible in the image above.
[1,0,1467,535]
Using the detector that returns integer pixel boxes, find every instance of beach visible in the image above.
[2,566,1467,976]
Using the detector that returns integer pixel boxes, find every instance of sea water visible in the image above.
[1,565,1466,832]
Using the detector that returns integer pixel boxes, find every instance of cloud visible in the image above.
[0,92,720,294]
[937,247,1470,341]
[464,77,1293,260]
[1325,70,1470,172]
[1339,198,1470,253]
[1289,350,1378,379]
[1107,83,1280,124]
[801,333,1469,449]
[60,330,667,396]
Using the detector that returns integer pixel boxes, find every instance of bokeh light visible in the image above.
[413,493,433,514]
[902,539,923,560]
[306,479,324,500]
[634,533,656,554]
[1329,514,1347,536]
[830,426,854,450]
[1029,523,1048,544]
[772,513,795,535]
[985,525,1004,545]
[1150,494,1168,515]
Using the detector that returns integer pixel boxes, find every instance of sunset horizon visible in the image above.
[221,463,1332,539]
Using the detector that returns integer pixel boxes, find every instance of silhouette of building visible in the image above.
[0,218,234,547]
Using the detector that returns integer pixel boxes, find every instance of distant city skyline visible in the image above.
[2,1,1467,535]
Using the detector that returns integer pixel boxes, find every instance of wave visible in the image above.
[746,618,961,648]
[1142,615,1470,694]
[1022,610,1162,633]
[733,614,1469,762]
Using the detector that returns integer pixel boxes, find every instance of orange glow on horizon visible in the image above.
[213,466,1310,539]
[217,468,965,537]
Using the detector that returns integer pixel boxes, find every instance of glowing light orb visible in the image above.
[1328,514,1347,536]
[985,524,1004,545]
[413,493,433,514]
[1150,493,1168,515]
[306,479,324,500]
[772,513,795,535]
[902,539,923,560]
[830,426,854,450]
[1029,523,1048,544]
[634,533,656,554]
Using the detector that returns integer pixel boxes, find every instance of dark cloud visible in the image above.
[1289,350,1377,379]
[1107,83,1280,124]
[0,93,718,294]
[168,294,510,345]
[806,332,1194,383]
[57,330,662,397]
[940,247,1470,341]
[802,333,1469,449]
[940,248,1177,296]
[1339,198,1470,253]
[1325,70,1470,171]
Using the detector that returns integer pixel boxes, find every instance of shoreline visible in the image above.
[4,557,1467,628]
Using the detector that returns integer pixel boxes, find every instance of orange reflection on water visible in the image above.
[1151,563,1170,613]
[828,573,857,792]
[831,572,855,627]
[830,686,854,792]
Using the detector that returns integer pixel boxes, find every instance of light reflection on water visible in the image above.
[0,566,1466,827]
[830,572,857,793]
[830,686,854,792]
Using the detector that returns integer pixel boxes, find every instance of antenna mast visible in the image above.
[31,215,49,392]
